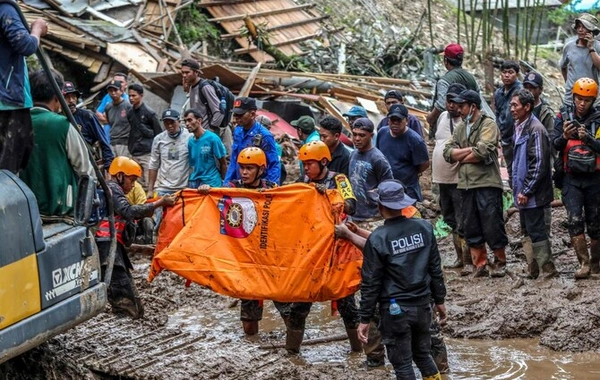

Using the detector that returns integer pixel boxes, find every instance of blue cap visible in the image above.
[368,179,416,210]
[343,106,368,118]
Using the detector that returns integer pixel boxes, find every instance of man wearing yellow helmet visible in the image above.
[95,156,176,319]
[553,77,600,280]
[198,147,277,336]
[285,140,362,355]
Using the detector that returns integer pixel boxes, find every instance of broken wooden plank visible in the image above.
[199,0,271,6]
[234,32,321,54]
[221,15,329,40]
[318,95,351,132]
[209,4,315,23]
[237,62,262,98]
[131,29,164,64]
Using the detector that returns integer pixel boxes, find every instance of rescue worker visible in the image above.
[96,156,176,318]
[296,141,362,354]
[357,179,446,380]
[553,77,600,279]
[198,147,277,336]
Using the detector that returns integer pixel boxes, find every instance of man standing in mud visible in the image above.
[357,179,446,380]
[443,90,508,278]
[432,83,473,276]
[509,89,557,279]
[0,4,48,173]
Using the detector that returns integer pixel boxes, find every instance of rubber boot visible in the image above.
[471,246,489,277]
[445,233,464,268]
[522,236,539,279]
[242,321,259,335]
[460,238,474,276]
[345,328,363,353]
[423,373,442,380]
[285,329,304,354]
[532,239,558,279]
[572,235,591,279]
[490,247,507,278]
[590,239,600,274]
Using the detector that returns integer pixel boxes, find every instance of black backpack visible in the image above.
[199,79,235,129]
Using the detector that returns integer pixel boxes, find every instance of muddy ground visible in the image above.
[2,163,600,379]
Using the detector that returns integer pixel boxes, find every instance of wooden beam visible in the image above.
[318,96,351,132]
[131,29,164,64]
[209,4,315,23]
[138,0,193,31]
[199,0,270,6]
[221,15,329,39]
[238,63,262,98]
[234,32,320,54]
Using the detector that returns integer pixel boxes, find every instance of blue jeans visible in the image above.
[380,303,439,380]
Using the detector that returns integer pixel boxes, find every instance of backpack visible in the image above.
[199,79,235,130]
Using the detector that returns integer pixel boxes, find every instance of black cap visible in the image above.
[62,81,81,96]
[384,90,403,101]
[523,71,543,88]
[181,58,201,71]
[352,117,374,132]
[106,80,122,90]
[387,104,409,119]
[232,97,257,115]
[161,109,180,121]
[452,89,481,108]
[446,83,467,98]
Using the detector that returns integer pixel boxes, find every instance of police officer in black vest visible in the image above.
[357,179,447,380]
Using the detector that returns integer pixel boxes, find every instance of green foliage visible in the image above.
[175,5,220,46]
[547,7,575,27]
[433,216,452,239]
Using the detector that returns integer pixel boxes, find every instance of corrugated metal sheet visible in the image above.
[201,0,327,63]
[58,17,134,42]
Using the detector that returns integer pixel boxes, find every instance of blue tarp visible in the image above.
[566,0,600,11]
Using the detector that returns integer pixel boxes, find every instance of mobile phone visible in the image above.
[571,120,582,129]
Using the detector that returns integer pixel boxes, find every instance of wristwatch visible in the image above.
[590,49,596,53]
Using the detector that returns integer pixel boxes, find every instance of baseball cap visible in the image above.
[62,81,81,96]
[181,58,201,71]
[351,117,374,132]
[343,106,368,118]
[452,89,481,108]
[368,179,416,210]
[232,97,257,115]
[384,90,403,101]
[523,71,543,88]
[387,104,409,119]
[291,115,316,133]
[573,13,600,34]
[106,80,122,90]
[161,109,180,121]
[444,43,464,60]
[446,83,467,98]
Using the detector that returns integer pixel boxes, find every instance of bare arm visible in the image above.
[218,157,227,179]
[417,161,430,173]
[147,168,158,198]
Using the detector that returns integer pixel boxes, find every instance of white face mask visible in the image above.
[463,105,474,124]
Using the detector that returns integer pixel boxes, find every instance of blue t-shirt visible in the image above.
[376,127,429,201]
[349,147,393,220]
[188,130,227,187]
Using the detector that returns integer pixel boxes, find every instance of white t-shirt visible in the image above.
[432,111,460,184]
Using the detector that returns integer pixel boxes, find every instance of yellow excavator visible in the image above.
[0,0,117,364]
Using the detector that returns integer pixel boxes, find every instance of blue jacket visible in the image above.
[73,107,114,169]
[0,2,38,108]
[512,115,553,209]
[225,121,281,184]
[494,80,523,147]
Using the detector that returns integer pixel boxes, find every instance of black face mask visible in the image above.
[168,126,182,138]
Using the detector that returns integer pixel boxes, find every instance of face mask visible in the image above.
[463,106,474,124]
[168,127,182,138]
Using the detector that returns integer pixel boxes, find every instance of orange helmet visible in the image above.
[573,77,598,98]
[109,156,142,177]
[299,141,331,162]
[238,147,267,167]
